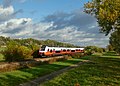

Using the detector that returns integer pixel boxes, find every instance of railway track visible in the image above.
[34,55,68,62]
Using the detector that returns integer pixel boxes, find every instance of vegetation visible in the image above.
[84,0,120,35]
[109,31,120,54]
[0,47,6,61]
[0,54,4,62]
[43,52,120,86]
[0,36,77,48]
[0,36,81,62]
[84,0,120,54]
[0,36,10,46]
[3,41,33,62]
[106,44,114,51]
[70,53,84,59]
[85,46,104,55]
[0,58,83,86]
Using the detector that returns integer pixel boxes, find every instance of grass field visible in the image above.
[43,52,120,86]
[0,58,84,86]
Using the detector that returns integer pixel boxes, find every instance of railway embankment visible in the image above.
[0,55,69,72]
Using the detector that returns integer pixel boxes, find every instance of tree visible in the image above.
[84,0,120,35]
[85,46,103,55]
[3,41,33,62]
[109,31,120,54]
[106,44,114,51]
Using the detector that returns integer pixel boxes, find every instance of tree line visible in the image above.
[0,36,77,48]
[0,36,107,62]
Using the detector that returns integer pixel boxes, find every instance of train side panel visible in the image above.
[39,46,84,57]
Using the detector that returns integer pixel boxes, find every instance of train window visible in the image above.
[76,49,79,51]
[50,50,52,52]
[47,49,49,51]
[55,51,60,53]
[67,49,70,51]
[71,50,75,52]
[63,49,66,52]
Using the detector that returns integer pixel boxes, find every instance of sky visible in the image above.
[0,0,109,47]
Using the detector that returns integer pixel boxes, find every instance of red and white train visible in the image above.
[39,45,84,57]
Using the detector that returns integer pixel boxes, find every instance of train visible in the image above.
[39,45,84,57]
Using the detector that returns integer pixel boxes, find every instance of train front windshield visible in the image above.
[40,45,46,51]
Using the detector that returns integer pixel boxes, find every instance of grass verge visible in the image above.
[43,52,120,86]
[0,58,84,86]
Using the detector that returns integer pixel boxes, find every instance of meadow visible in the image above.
[43,52,120,86]
[0,51,120,86]
[0,58,84,86]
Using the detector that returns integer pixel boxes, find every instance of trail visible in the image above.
[19,60,89,86]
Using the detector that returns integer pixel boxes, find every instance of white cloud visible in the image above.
[0,5,14,22]
[0,5,14,14]
[0,18,32,33]
[0,5,109,47]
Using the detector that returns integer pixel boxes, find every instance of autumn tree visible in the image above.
[109,31,120,54]
[106,44,114,51]
[84,0,120,35]
[84,0,120,53]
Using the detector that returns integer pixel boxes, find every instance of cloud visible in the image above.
[40,10,109,47]
[3,0,13,7]
[0,5,109,47]
[0,18,32,34]
[0,5,24,23]
[3,0,27,7]
[0,6,14,22]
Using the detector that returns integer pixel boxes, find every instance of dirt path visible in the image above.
[19,60,89,86]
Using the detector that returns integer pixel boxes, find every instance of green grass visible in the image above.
[0,58,83,86]
[43,52,120,86]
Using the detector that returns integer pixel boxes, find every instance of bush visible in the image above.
[70,53,84,59]
[85,50,93,55]
[32,49,40,58]
[17,46,33,60]
[3,41,33,62]
[31,44,40,58]
[84,46,104,55]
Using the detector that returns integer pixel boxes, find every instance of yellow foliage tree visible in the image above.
[84,0,120,35]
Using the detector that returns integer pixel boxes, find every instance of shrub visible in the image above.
[84,46,104,55]
[32,49,40,58]
[3,41,33,62]
[70,53,84,59]
[85,50,93,55]
[17,46,33,60]
[31,44,40,58]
